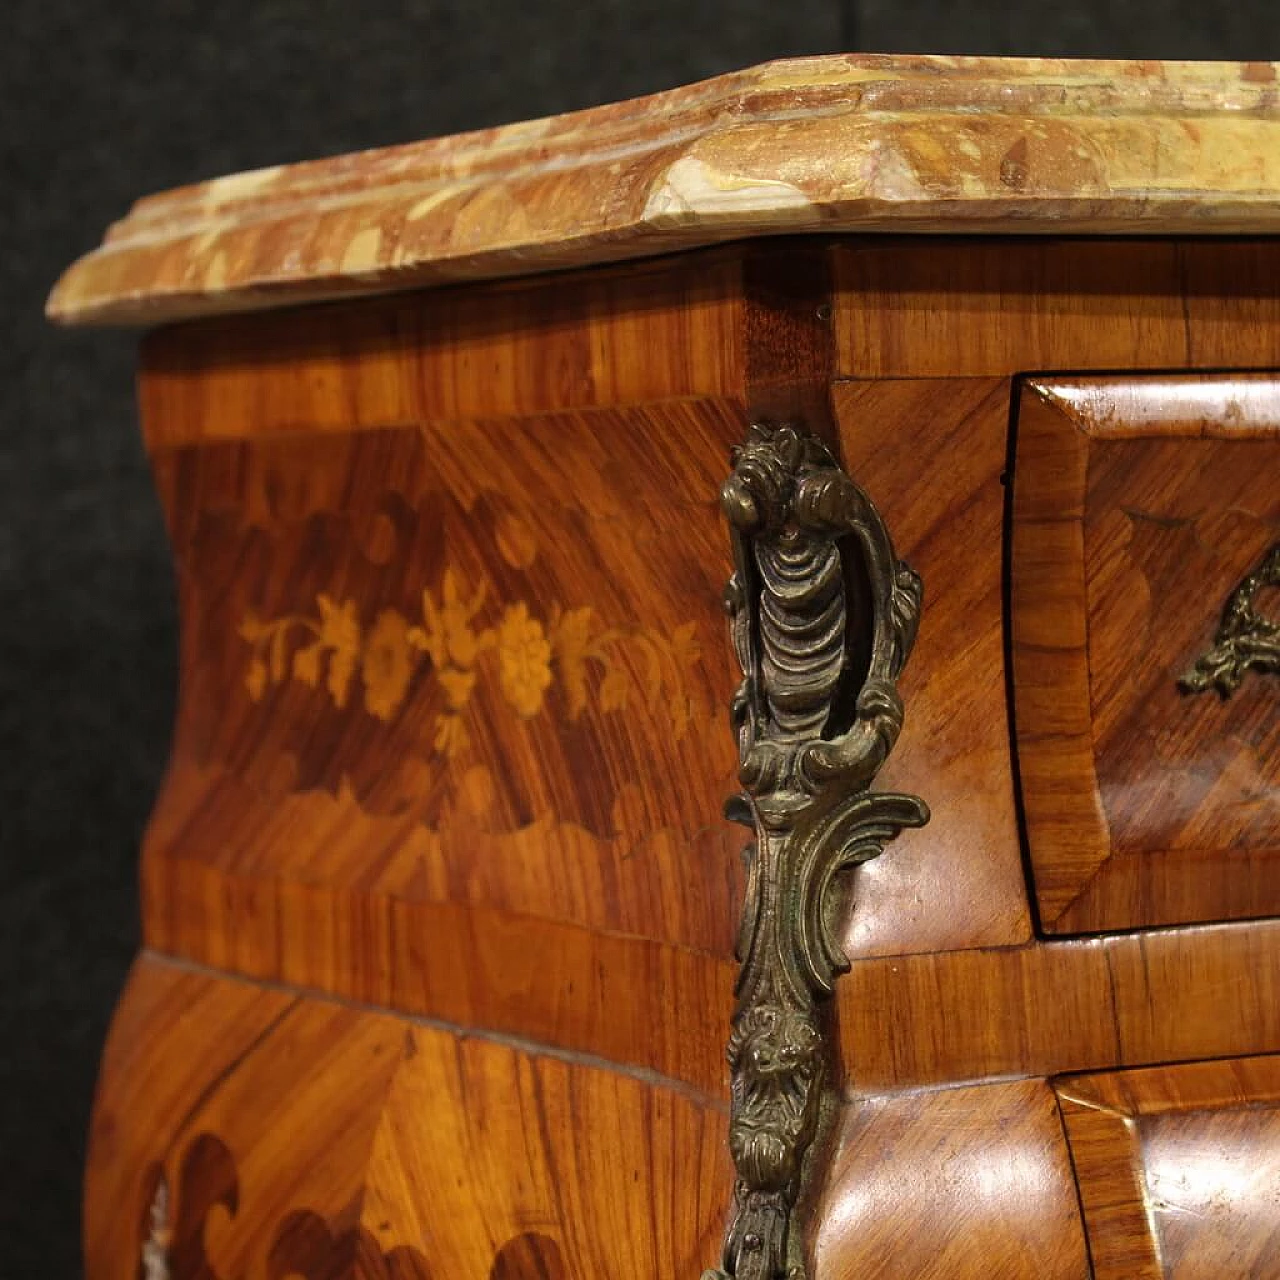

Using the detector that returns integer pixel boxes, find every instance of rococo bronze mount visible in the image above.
[1180,541,1280,697]
[705,424,929,1280]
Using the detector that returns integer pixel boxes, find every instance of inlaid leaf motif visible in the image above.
[140,1135,436,1280]
[548,605,595,719]
[237,569,703,750]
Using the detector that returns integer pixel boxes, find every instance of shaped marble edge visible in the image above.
[48,54,1280,326]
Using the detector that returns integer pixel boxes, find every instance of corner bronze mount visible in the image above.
[1180,541,1280,697]
[704,424,930,1280]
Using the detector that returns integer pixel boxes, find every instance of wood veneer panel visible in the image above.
[811,1080,1090,1278]
[831,377,1032,954]
[139,252,747,448]
[114,956,1280,1278]
[1009,383,1111,928]
[146,860,734,1094]
[83,958,299,1277]
[132,242,848,1098]
[1055,1102,1162,1280]
[1101,919,1280,1069]
[87,954,728,1279]
[834,240,1280,377]
[133,303,1280,1095]
[1056,1056,1280,1279]
[140,402,746,1093]
[145,404,743,944]
[1011,375,1280,933]
[837,921,1280,1091]
[128,899,1280,1095]
[1061,1054,1280,1117]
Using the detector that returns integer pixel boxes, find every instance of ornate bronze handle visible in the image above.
[704,424,929,1280]
[1180,541,1279,697]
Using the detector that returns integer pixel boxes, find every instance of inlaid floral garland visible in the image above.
[238,569,702,756]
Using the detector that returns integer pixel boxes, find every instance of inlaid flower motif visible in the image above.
[548,605,595,719]
[316,593,360,654]
[317,594,361,707]
[598,664,631,712]
[236,568,703,747]
[497,602,553,718]
[361,609,414,721]
[411,569,491,669]
[434,668,478,757]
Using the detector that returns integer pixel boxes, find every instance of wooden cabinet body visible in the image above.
[50,56,1280,1280]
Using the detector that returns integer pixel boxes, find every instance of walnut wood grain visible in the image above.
[142,401,743,1091]
[125,247,1280,1100]
[89,954,729,1279]
[831,378,1033,955]
[810,1080,1090,1278]
[84,955,300,1277]
[130,245,858,1104]
[110,953,1280,1280]
[142,854,1280,1096]
[839,920,1280,1091]
[1056,1056,1280,1278]
[1011,374,1280,933]
[137,240,1280,456]
[834,240,1280,377]
[47,56,1280,326]
[92,946,1280,1276]
[138,252,748,449]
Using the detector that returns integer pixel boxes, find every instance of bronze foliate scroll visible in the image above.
[705,424,929,1280]
[1181,542,1280,697]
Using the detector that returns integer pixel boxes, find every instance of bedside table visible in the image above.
[51,54,1280,1280]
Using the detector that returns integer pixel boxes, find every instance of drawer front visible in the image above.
[1056,1056,1280,1280]
[1010,375,1279,934]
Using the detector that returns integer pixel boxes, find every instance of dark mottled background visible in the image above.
[2,1,1276,1273]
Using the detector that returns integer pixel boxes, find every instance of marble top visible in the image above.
[49,54,1280,327]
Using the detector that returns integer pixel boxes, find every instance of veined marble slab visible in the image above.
[49,54,1280,326]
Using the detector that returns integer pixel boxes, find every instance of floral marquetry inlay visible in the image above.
[238,568,703,756]
[154,417,740,924]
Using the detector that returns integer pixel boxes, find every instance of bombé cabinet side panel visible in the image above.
[134,260,761,1091]
[86,954,729,1278]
